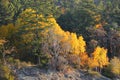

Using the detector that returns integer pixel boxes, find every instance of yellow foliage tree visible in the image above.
[78,36,86,54]
[89,46,109,71]
[69,33,79,54]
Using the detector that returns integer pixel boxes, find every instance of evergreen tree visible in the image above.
[0,0,15,25]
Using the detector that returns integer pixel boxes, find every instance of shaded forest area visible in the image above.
[0,0,120,80]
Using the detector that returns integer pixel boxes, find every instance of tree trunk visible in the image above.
[38,56,41,65]
[2,52,6,65]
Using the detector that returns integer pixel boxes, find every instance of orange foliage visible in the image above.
[79,52,89,68]
[95,23,102,28]
[88,58,99,69]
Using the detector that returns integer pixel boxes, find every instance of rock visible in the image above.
[21,76,39,80]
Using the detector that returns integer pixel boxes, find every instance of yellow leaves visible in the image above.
[41,13,87,56]
[69,34,86,55]
[91,46,109,68]
[88,58,99,69]
[47,16,56,24]
[93,46,107,59]
[92,46,101,59]
[60,31,70,43]
[70,33,79,54]
[47,21,86,55]
[78,36,86,53]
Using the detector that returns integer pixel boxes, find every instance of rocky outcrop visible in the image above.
[15,66,111,80]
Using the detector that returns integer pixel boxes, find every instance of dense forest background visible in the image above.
[0,0,120,80]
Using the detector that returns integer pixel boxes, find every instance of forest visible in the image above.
[0,0,120,80]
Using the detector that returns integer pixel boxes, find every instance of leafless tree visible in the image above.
[41,28,70,70]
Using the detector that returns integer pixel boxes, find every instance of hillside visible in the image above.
[0,0,120,80]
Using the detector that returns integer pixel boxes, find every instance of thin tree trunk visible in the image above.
[38,55,41,66]
[2,45,6,65]
[2,52,6,65]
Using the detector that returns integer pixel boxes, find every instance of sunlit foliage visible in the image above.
[89,46,109,70]
[109,57,120,76]
[0,0,120,79]
[79,52,89,68]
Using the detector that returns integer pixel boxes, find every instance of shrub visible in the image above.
[0,65,14,80]
[88,70,101,77]
[7,58,33,69]
[67,54,81,69]
[102,66,113,78]
[103,57,120,78]
[56,56,68,71]
[110,57,120,76]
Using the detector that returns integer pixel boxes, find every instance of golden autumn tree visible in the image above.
[77,36,89,68]
[69,34,86,55]
[67,33,89,69]
[69,33,79,54]
[89,46,109,72]
[78,36,86,54]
